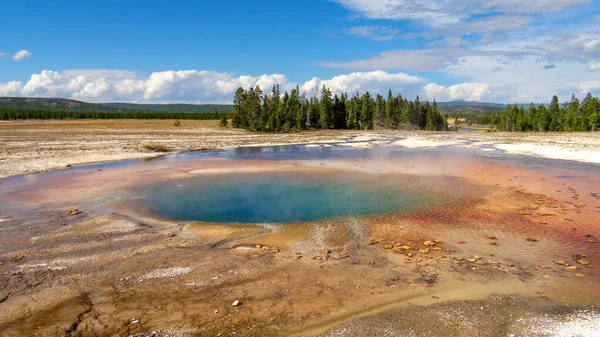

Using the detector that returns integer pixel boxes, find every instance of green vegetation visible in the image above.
[231,85,449,131]
[0,97,234,113]
[0,97,233,120]
[219,115,228,127]
[497,94,600,132]
[101,103,234,113]
[0,108,230,120]
[452,93,600,132]
[4,92,598,132]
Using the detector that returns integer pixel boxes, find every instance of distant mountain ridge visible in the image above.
[1,96,517,114]
[0,97,234,113]
[437,100,505,108]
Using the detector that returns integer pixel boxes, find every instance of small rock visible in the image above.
[232,300,241,307]
[423,240,435,247]
[366,237,379,245]
[584,234,598,244]
[66,208,82,216]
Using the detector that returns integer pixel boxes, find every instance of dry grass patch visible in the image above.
[138,142,170,152]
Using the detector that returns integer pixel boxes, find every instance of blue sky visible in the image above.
[1,0,599,103]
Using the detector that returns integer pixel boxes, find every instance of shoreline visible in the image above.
[0,130,600,180]
[1,121,600,180]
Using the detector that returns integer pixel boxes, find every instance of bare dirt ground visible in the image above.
[1,120,600,179]
[0,120,360,179]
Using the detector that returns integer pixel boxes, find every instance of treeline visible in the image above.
[497,93,600,132]
[454,112,499,126]
[0,108,230,121]
[231,85,449,131]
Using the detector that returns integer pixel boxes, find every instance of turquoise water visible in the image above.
[141,174,424,224]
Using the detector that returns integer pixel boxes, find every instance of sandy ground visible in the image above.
[1,120,600,179]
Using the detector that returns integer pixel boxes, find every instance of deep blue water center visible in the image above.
[142,174,423,224]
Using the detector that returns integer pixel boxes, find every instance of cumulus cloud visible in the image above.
[347,26,400,41]
[12,50,32,61]
[1,69,424,103]
[13,69,288,102]
[61,69,136,79]
[301,70,424,95]
[0,81,23,96]
[423,82,492,101]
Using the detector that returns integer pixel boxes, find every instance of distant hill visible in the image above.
[437,100,505,108]
[0,97,234,113]
[1,96,512,115]
[102,102,234,113]
[437,100,506,114]
[0,97,123,112]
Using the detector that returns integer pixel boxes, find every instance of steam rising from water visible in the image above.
[141,173,426,224]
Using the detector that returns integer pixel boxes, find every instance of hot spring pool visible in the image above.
[140,173,425,224]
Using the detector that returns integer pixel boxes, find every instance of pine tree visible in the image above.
[232,87,245,128]
[319,85,333,129]
[360,92,374,130]
[549,95,560,131]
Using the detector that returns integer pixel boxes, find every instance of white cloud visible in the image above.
[301,70,424,96]
[423,82,492,101]
[347,26,400,41]
[0,52,5,57]
[333,0,593,25]
[589,62,600,71]
[457,15,532,34]
[1,69,424,103]
[442,54,600,102]
[61,69,136,79]
[481,30,600,64]
[574,81,600,94]
[12,50,32,61]
[0,81,24,96]
[317,49,468,71]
